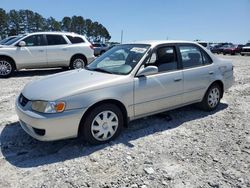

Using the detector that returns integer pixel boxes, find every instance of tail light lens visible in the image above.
[90,44,94,50]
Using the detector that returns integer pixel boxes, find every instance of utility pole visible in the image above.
[120,30,123,44]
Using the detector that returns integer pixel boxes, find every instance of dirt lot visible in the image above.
[0,55,249,188]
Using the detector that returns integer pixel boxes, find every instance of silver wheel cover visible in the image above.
[91,110,119,141]
[72,58,85,69]
[0,60,12,76]
[208,87,220,108]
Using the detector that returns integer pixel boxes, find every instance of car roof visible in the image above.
[128,40,201,47]
[25,31,85,37]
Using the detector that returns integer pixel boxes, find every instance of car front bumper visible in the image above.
[15,98,85,141]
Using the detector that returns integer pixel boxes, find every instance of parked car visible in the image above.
[16,41,234,144]
[197,41,211,50]
[223,44,244,55]
[241,43,250,56]
[92,43,109,56]
[210,43,233,54]
[0,32,95,77]
[0,36,17,45]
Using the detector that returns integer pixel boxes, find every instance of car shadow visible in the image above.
[0,103,228,168]
[12,68,66,78]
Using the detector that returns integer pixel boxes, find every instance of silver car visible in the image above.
[15,41,234,144]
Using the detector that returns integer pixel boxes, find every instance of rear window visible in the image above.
[66,35,85,44]
[46,35,67,45]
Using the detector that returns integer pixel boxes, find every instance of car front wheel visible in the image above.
[0,58,15,78]
[80,104,124,144]
[199,84,222,111]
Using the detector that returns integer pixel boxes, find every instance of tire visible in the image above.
[0,57,15,78]
[70,56,87,69]
[199,83,222,111]
[80,104,124,145]
[241,53,245,56]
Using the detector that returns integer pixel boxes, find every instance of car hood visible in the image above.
[22,69,124,101]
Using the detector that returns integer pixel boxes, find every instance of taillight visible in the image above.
[90,44,94,50]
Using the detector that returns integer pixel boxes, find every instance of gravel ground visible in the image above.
[0,55,249,188]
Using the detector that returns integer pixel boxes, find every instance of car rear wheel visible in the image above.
[80,104,124,144]
[0,58,15,78]
[199,84,222,111]
[70,56,86,69]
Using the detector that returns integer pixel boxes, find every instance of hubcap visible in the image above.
[0,60,12,76]
[72,59,84,69]
[91,111,119,141]
[208,87,220,108]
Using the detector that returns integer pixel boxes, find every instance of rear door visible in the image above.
[45,34,69,67]
[16,34,47,68]
[178,44,214,104]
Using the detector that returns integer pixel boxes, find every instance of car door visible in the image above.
[45,34,70,67]
[134,45,184,117]
[178,44,214,104]
[15,34,47,68]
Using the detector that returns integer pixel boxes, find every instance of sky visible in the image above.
[0,0,250,43]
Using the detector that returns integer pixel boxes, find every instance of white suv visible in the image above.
[0,32,95,77]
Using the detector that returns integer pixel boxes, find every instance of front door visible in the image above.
[134,45,183,117]
[16,34,47,68]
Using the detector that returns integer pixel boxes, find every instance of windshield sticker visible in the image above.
[130,47,147,53]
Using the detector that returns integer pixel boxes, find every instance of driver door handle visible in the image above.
[174,78,182,82]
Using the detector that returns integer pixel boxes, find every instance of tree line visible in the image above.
[0,8,111,42]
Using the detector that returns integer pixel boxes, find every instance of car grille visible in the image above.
[19,94,29,107]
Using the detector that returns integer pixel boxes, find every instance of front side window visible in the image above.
[46,35,67,45]
[23,35,45,46]
[146,46,178,72]
[87,44,150,75]
[180,46,205,68]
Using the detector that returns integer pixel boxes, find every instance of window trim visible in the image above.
[176,43,213,70]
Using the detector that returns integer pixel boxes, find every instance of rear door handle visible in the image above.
[174,78,182,82]
[209,71,214,75]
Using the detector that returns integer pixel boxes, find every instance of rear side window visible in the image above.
[23,35,46,46]
[66,35,85,44]
[179,45,212,68]
[46,35,67,45]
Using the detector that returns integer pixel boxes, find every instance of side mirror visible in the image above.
[137,66,158,77]
[18,41,26,47]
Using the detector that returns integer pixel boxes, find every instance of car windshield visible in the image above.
[0,36,16,45]
[245,43,250,47]
[86,44,150,75]
[4,35,26,45]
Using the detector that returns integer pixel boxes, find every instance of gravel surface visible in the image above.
[0,55,249,188]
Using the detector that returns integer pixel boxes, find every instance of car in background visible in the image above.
[223,44,244,55]
[15,40,234,144]
[197,41,211,50]
[0,36,17,45]
[241,43,250,56]
[92,43,109,56]
[211,43,233,54]
[0,32,95,77]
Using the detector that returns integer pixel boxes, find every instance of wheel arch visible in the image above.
[78,99,129,136]
[0,55,17,70]
[207,80,224,99]
[70,53,87,66]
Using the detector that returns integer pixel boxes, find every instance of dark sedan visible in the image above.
[211,43,233,54]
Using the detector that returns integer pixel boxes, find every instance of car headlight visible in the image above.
[31,101,66,113]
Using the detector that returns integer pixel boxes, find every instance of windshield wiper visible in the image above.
[89,68,113,74]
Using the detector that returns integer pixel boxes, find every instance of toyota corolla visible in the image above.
[15,41,234,144]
